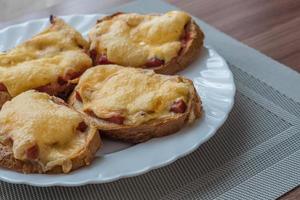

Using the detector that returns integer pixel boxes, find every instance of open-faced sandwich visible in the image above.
[88,11,204,74]
[0,16,92,109]
[0,90,100,173]
[69,64,202,143]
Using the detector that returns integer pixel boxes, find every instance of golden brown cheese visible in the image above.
[0,51,91,96]
[0,90,86,172]
[77,65,192,125]
[89,11,191,67]
[0,18,92,97]
[0,18,89,67]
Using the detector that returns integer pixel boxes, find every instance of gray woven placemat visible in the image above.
[1,1,299,199]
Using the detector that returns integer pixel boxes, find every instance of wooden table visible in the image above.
[0,0,299,198]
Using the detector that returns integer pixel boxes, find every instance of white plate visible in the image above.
[0,14,236,186]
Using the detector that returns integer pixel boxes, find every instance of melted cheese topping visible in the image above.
[0,90,86,172]
[0,51,91,97]
[89,11,191,67]
[0,18,91,97]
[77,65,192,125]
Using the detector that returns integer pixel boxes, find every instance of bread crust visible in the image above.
[91,12,204,75]
[69,78,202,143]
[154,20,204,75]
[0,96,101,174]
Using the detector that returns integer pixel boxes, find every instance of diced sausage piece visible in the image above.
[57,76,67,85]
[36,80,71,97]
[145,57,165,68]
[84,109,97,118]
[183,31,191,41]
[179,29,186,41]
[36,82,66,96]
[170,99,187,113]
[0,83,8,92]
[106,114,125,125]
[75,91,83,102]
[26,145,39,160]
[65,71,82,80]
[36,84,54,94]
[85,109,124,125]
[57,70,83,86]
[76,121,88,132]
[89,49,97,63]
[180,28,189,41]
[180,22,191,41]
[179,24,191,54]
[98,54,113,65]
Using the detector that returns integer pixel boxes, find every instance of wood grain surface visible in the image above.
[168,0,300,73]
[0,0,299,199]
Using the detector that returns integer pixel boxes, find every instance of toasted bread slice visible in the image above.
[68,65,202,143]
[0,90,101,174]
[0,16,92,109]
[88,11,204,75]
